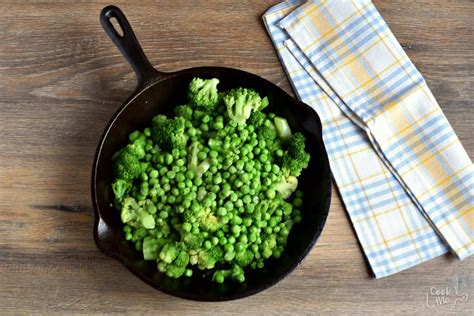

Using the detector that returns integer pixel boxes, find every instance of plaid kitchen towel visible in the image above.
[263,0,473,277]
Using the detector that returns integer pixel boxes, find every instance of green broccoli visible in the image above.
[223,88,269,125]
[112,179,130,201]
[159,242,180,264]
[156,244,190,278]
[282,133,310,177]
[235,250,254,267]
[188,77,220,112]
[173,250,190,267]
[174,223,205,249]
[267,195,284,215]
[274,175,298,199]
[120,197,155,229]
[112,142,145,180]
[188,142,211,178]
[151,115,188,151]
[164,264,186,278]
[257,124,282,153]
[142,236,167,260]
[199,208,221,232]
[194,247,224,270]
[262,235,277,259]
[248,111,266,128]
[183,200,221,232]
[174,104,194,120]
[212,264,245,283]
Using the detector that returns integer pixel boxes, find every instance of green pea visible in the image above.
[224,252,235,261]
[224,244,234,253]
[235,199,243,208]
[183,222,192,232]
[159,166,168,175]
[187,127,197,137]
[214,273,224,284]
[224,201,234,210]
[293,197,303,207]
[232,216,242,225]
[236,160,244,170]
[243,195,251,205]
[219,236,227,245]
[165,154,173,165]
[197,151,207,160]
[227,236,236,244]
[232,225,241,236]
[217,207,227,216]
[149,169,159,178]
[235,242,246,252]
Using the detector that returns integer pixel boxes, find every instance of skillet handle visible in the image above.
[100,6,163,89]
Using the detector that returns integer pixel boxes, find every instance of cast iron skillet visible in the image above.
[92,5,331,301]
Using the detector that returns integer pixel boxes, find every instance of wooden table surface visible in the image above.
[0,0,472,314]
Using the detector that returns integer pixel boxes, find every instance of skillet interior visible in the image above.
[92,66,331,301]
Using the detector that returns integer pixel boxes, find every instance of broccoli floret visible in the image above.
[188,77,220,112]
[282,133,310,177]
[267,195,284,215]
[256,123,282,154]
[112,142,146,180]
[165,264,186,278]
[183,200,222,232]
[151,115,188,151]
[199,208,221,232]
[274,175,298,199]
[212,264,245,283]
[274,116,292,143]
[112,179,130,201]
[173,250,190,267]
[235,250,254,267]
[174,104,194,120]
[174,223,205,249]
[142,236,167,260]
[155,244,190,278]
[248,111,266,128]
[120,197,155,229]
[188,142,211,178]
[193,247,224,270]
[223,88,269,125]
[159,242,180,264]
[183,233,204,249]
[257,125,277,143]
[262,235,277,259]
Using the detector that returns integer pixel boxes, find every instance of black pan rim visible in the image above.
[91,66,332,301]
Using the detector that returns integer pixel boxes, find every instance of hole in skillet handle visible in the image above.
[109,17,124,37]
[100,5,162,90]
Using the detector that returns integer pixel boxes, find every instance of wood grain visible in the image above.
[0,0,472,314]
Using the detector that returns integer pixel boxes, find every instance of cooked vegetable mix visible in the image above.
[111,78,310,283]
